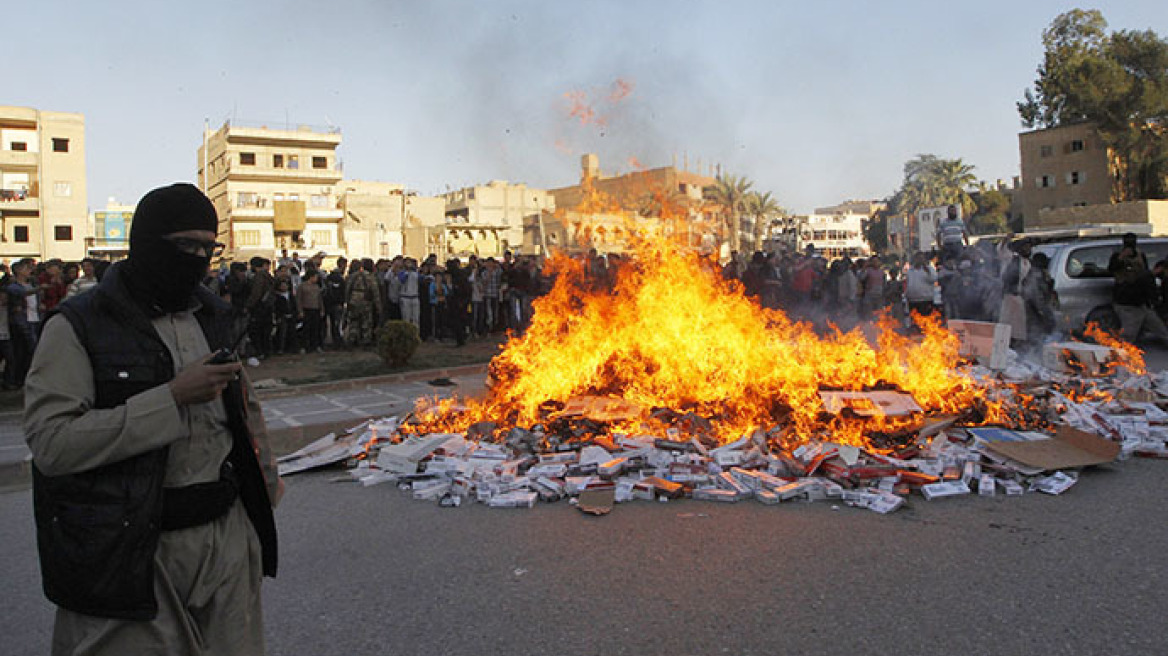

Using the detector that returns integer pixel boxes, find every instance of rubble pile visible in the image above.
[277,343,1168,515]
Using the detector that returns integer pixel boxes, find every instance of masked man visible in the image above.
[24,183,280,655]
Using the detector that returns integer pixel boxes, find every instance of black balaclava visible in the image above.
[123,183,219,313]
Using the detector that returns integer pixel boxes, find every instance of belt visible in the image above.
[160,460,239,531]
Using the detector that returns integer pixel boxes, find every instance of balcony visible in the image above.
[0,150,38,167]
[0,188,37,211]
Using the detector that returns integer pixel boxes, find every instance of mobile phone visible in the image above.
[207,348,237,365]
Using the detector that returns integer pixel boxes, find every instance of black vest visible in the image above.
[32,264,277,620]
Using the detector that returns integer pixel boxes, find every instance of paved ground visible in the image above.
[3,445,1167,655]
[3,346,1167,654]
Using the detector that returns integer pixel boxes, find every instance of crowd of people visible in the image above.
[204,248,547,363]
[5,224,1168,389]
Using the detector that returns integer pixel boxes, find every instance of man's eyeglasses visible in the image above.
[165,237,226,258]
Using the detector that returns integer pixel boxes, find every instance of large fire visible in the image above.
[410,236,1024,450]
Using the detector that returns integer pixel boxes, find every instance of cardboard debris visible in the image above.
[948,319,1011,370]
[1042,342,1120,376]
[984,425,1119,471]
[577,486,615,515]
[819,391,923,417]
[550,396,643,423]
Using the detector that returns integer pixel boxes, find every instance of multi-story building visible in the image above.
[89,198,136,260]
[0,106,87,262]
[797,212,869,259]
[1018,122,1112,228]
[336,180,445,260]
[198,121,344,260]
[442,180,555,257]
[544,153,716,255]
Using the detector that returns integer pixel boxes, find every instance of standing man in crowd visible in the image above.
[935,204,969,262]
[323,257,347,348]
[246,256,275,360]
[344,259,380,348]
[24,183,279,655]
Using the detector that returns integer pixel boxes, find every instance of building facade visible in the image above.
[336,180,446,260]
[1018,122,1112,228]
[545,153,716,255]
[0,106,88,261]
[89,198,136,260]
[198,121,344,260]
[797,212,869,259]
[441,180,555,257]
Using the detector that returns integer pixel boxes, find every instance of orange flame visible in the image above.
[1083,323,1146,375]
[412,234,1014,448]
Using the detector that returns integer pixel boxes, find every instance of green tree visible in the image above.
[970,187,1011,235]
[744,190,784,252]
[1018,9,1168,200]
[863,207,889,254]
[889,154,977,224]
[704,174,754,252]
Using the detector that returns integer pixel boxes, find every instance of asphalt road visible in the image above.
[3,450,1168,655]
[2,348,1167,655]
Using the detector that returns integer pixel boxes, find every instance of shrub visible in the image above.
[377,320,421,367]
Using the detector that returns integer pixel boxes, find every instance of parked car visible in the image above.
[1032,237,1168,333]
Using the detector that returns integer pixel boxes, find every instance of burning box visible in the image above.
[818,391,923,417]
[1042,342,1120,376]
[947,320,1011,370]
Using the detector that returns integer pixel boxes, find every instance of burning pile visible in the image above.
[409,238,1019,449]
[278,237,1168,513]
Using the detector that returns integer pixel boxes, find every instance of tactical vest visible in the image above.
[31,265,277,620]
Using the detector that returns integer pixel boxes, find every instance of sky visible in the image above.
[8,1,1167,214]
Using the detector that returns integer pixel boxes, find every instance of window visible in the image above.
[311,194,329,208]
[1068,171,1083,185]
[13,226,29,242]
[273,154,284,168]
[237,230,261,246]
[54,225,73,241]
[312,156,328,169]
[288,155,299,169]
[1071,140,1085,152]
[311,230,332,245]
[240,152,256,166]
[1038,175,1055,189]
[237,192,258,208]
[1065,245,1119,279]
[54,181,72,197]
[1039,145,1053,157]
[52,138,69,152]
[11,141,27,151]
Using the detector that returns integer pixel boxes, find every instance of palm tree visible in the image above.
[704,174,754,252]
[744,190,784,252]
[891,154,978,248]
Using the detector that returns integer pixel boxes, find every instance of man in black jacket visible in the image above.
[1108,232,1168,345]
[24,183,280,655]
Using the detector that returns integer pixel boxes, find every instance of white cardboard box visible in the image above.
[1042,342,1119,376]
[947,320,1011,370]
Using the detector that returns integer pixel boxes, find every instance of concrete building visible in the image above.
[797,212,869,259]
[544,154,716,255]
[441,180,555,258]
[336,180,445,260]
[198,121,344,260]
[0,106,88,262]
[89,198,136,260]
[1018,122,1112,228]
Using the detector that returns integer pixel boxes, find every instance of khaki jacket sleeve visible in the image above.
[23,315,187,477]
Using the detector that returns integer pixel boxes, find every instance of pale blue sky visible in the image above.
[9,1,1166,213]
